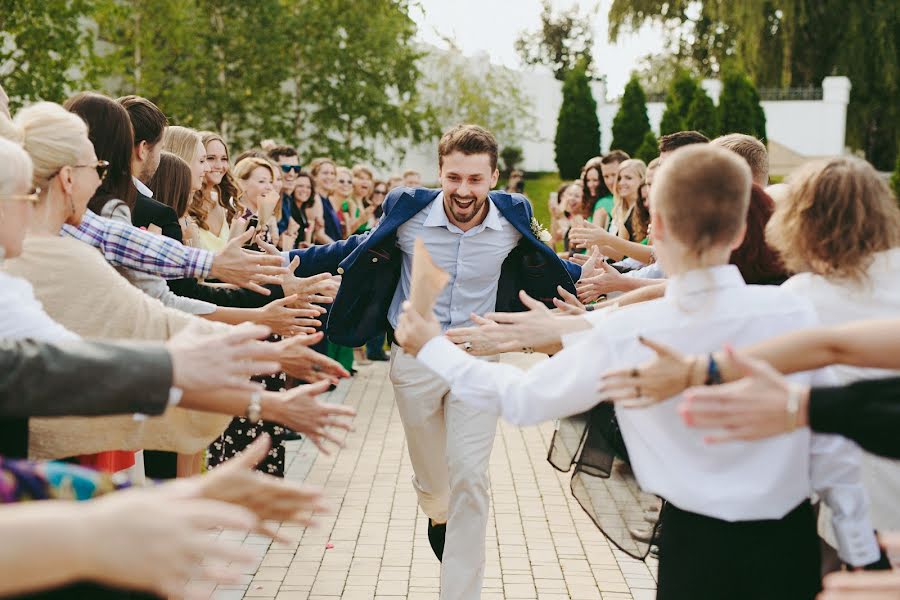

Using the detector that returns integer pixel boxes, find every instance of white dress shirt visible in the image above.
[418,265,880,566]
[133,176,153,198]
[387,193,522,330]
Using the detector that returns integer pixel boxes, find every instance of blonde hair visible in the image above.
[0,102,88,188]
[766,156,900,281]
[351,164,374,180]
[0,136,34,197]
[611,158,647,241]
[653,145,751,256]
[162,125,202,165]
[309,157,336,178]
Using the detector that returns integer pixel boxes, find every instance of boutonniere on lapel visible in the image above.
[530,217,552,243]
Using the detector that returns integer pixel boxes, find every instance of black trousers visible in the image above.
[656,500,821,600]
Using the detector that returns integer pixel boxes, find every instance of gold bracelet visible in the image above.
[786,384,802,431]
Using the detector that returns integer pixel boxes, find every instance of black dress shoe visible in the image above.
[427,518,446,562]
[367,352,390,362]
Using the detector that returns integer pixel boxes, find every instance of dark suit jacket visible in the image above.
[132,190,183,242]
[289,187,581,347]
[0,338,172,418]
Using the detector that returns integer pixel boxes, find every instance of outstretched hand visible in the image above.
[166,321,281,392]
[260,382,356,454]
[679,346,808,443]
[164,434,326,526]
[275,332,351,383]
[210,227,289,295]
[395,301,442,357]
[599,336,700,408]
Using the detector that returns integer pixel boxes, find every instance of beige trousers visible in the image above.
[390,344,499,600]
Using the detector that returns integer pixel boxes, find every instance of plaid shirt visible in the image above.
[62,210,213,280]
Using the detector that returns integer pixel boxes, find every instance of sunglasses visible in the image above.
[53,160,110,182]
[373,189,387,195]
[0,186,42,203]
[337,178,352,184]
[281,164,302,174]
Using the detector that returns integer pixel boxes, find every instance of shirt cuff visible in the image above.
[133,388,182,422]
[831,517,881,566]
[281,251,292,267]
[417,335,471,385]
[808,385,855,436]
[191,248,215,279]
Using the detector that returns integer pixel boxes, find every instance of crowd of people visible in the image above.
[0,75,898,600]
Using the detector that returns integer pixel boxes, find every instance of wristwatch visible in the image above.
[246,391,262,423]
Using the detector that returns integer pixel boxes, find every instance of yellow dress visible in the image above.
[195,219,230,252]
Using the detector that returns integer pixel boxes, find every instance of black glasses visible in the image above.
[373,189,387,195]
[0,186,41,203]
[73,160,110,182]
[337,178,352,184]
[281,164,302,174]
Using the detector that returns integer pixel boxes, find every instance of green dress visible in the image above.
[593,195,614,226]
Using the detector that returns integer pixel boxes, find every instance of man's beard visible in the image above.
[447,193,487,224]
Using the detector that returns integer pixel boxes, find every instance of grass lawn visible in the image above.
[502,172,562,230]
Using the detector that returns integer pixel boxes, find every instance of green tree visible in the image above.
[685,86,719,138]
[515,0,598,80]
[554,61,601,179]
[608,0,898,169]
[420,47,535,154]
[0,0,101,112]
[287,0,430,165]
[718,69,765,139]
[659,71,700,135]
[634,130,659,164]
[610,75,651,156]
[500,145,524,176]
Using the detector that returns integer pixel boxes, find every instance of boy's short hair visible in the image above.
[652,144,752,254]
[438,124,498,171]
[712,134,769,185]
[658,131,710,153]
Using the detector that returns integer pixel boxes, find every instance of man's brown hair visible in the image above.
[713,134,768,186]
[652,144,751,256]
[438,124,498,171]
[601,149,630,165]
[117,95,167,146]
[658,130,709,153]
[766,156,900,281]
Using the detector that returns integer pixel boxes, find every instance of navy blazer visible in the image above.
[289,187,582,347]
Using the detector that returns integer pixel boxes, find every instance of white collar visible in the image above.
[665,264,746,300]
[132,176,153,198]
[423,192,503,233]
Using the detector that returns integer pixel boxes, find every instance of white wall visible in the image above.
[376,52,851,178]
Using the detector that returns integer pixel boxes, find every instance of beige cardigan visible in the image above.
[4,235,231,460]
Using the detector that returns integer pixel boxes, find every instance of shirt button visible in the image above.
[371,257,378,263]
[337,267,345,274]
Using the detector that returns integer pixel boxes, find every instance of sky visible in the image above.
[410,0,667,99]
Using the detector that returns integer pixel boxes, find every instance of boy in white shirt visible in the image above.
[395,145,880,599]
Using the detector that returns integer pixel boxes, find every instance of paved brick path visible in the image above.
[191,356,658,600]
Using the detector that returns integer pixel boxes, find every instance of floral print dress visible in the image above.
[206,212,289,477]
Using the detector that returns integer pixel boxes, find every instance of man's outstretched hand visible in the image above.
[209,227,289,295]
[395,301,442,357]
